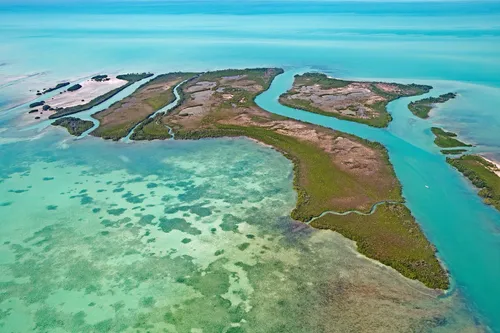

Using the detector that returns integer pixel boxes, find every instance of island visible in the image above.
[29,101,45,108]
[80,68,448,289]
[41,81,70,94]
[52,117,94,136]
[67,83,82,92]
[278,73,431,128]
[91,74,110,82]
[408,92,457,119]
[441,149,468,155]
[447,155,500,212]
[431,127,472,148]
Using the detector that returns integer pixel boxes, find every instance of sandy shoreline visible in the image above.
[480,155,500,177]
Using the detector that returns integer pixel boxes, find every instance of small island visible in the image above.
[29,101,45,108]
[41,82,70,95]
[441,149,468,155]
[67,83,82,92]
[408,92,456,119]
[431,127,472,148]
[91,74,110,82]
[447,155,500,212]
[279,73,431,128]
[52,117,94,136]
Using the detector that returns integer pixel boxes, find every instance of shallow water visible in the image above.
[0,132,481,332]
[1,1,500,331]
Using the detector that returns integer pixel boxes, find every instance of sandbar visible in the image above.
[46,76,127,109]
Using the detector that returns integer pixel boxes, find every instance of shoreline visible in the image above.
[481,155,500,177]
[447,154,500,212]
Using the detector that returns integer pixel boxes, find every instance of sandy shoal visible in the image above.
[45,76,127,109]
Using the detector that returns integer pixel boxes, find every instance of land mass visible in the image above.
[431,127,472,148]
[441,149,468,155]
[447,155,500,212]
[67,83,82,92]
[91,72,197,140]
[279,73,432,128]
[84,68,448,289]
[52,117,94,136]
[408,92,456,119]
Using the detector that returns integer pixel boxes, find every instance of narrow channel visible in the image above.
[305,201,401,224]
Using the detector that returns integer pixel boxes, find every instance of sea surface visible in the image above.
[0,1,499,332]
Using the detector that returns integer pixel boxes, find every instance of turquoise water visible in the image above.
[1,1,500,331]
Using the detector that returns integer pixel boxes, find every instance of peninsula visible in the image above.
[279,73,431,127]
[48,68,450,289]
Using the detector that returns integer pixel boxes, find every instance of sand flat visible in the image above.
[46,76,127,109]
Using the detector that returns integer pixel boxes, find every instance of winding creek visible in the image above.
[305,201,401,224]
[255,69,500,331]
[121,78,188,143]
